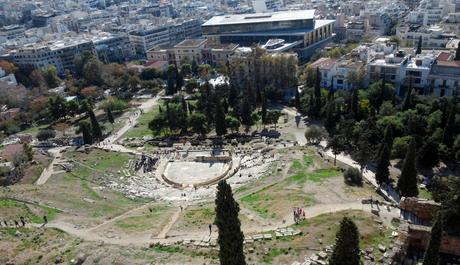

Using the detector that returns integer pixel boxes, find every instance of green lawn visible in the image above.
[122,102,163,138]
[0,198,61,223]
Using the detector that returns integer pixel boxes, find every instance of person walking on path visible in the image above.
[42,215,48,227]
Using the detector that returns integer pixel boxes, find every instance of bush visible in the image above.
[99,96,128,112]
[304,125,325,145]
[343,167,363,186]
[36,129,56,141]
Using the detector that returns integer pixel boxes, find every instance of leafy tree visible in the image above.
[188,112,208,135]
[422,213,443,265]
[392,136,412,159]
[329,217,360,265]
[417,139,439,169]
[304,125,325,145]
[375,143,391,185]
[225,116,240,133]
[140,68,159,80]
[42,66,61,88]
[327,134,346,166]
[22,143,33,161]
[37,129,56,141]
[82,58,104,86]
[397,138,419,197]
[52,122,70,136]
[416,36,422,55]
[48,95,67,121]
[266,109,281,130]
[215,101,227,136]
[215,180,246,265]
[77,119,93,145]
[343,167,363,186]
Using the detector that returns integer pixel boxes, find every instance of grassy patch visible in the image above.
[123,101,163,138]
[115,206,170,232]
[0,199,61,223]
[262,248,289,263]
[419,188,432,200]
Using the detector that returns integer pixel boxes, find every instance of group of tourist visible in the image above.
[134,155,157,173]
[293,207,306,224]
[0,215,48,228]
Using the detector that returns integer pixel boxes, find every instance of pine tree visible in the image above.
[422,213,443,265]
[375,143,391,185]
[329,217,360,265]
[397,138,419,197]
[215,100,227,136]
[416,36,422,55]
[107,108,114,130]
[215,181,246,265]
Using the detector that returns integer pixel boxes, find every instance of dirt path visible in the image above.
[35,147,67,185]
[32,201,398,247]
[155,206,185,239]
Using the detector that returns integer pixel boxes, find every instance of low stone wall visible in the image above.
[194,155,232,163]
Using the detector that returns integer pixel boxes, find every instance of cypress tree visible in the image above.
[175,66,183,91]
[215,180,246,265]
[442,109,455,147]
[329,217,360,265]
[417,139,439,169]
[383,124,394,148]
[456,44,460,60]
[261,93,267,126]
[107,108,114,130]
[416,36,422,55]
[351,88,359,119]
[422,213,443,265]
[84,102,102,141]
[397,138,419,197]
[215,100,227,136]
[314,67,322,116]
[376,143,391,185]
[403,77,413,111]
[78,119,93,145]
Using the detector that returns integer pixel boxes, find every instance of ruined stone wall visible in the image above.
[399,197,441,221]
[407,224,460,256]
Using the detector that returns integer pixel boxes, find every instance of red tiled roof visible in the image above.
[437,52,451,61]
[143,60,168,68]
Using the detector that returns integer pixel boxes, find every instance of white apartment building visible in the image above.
[0,25,25,42]
[397,25,455,48]
[129,19,202,57]
[252,0,283,13]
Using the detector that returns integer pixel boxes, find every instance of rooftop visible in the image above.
[202,9,315,27]
[174,38,207,48]
[310,57,337,70]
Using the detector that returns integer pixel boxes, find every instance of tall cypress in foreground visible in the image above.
[329,217,360,265]
[397,138,419,197]
[107,108,114,130]
[375,142,391,185]
[215,180,246,265]
[215,101,227,136]
[422,213,443,265]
